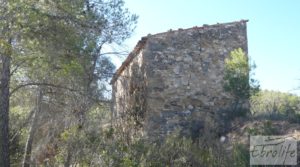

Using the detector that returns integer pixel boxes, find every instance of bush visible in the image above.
[96,129,253,167]
[250,90,300,123]
[245,120,279,136]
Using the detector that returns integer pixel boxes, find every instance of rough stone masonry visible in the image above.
[111,20,248,138]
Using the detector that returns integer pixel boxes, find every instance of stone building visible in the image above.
[111,20,248,138]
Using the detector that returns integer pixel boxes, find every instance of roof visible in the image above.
[110,37,148,84]
[110,19,248,84]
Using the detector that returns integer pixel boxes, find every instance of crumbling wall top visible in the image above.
[110,19,248,84]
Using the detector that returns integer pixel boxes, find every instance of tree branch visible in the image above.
[10,82,111,105]
[10,82,79,96]
[100,51,129,56]
[10,108,35,143]
[10,57,38,76]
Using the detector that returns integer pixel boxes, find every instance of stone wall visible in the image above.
[111,20,248,138]
[111,38,147,137]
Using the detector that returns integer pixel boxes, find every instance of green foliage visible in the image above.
[9,87,33,166]
[94,129,254,167]
[245,121,279,135]
[2,0,137,166]
[232,144,249,167]
[223,48,259,100]
[261,121,278,135]
[224,48,250,99]
[250,90,300,122]
[0,38,12,55]
[223,48,260,120]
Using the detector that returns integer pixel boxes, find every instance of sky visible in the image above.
[111,0,300,95]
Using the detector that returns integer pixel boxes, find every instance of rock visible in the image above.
[175,56,182,61]
[183,56,193,62]
[220,136,226,143]
[173,65,181,74]
[188,105,194,110]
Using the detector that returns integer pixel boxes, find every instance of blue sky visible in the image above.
[113,0,300,95]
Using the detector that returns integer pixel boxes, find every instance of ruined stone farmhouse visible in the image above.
[111,20,248,138]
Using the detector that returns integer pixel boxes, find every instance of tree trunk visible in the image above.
[22,88,43,167]
[0,0,11,164]
[0,51,11,167]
